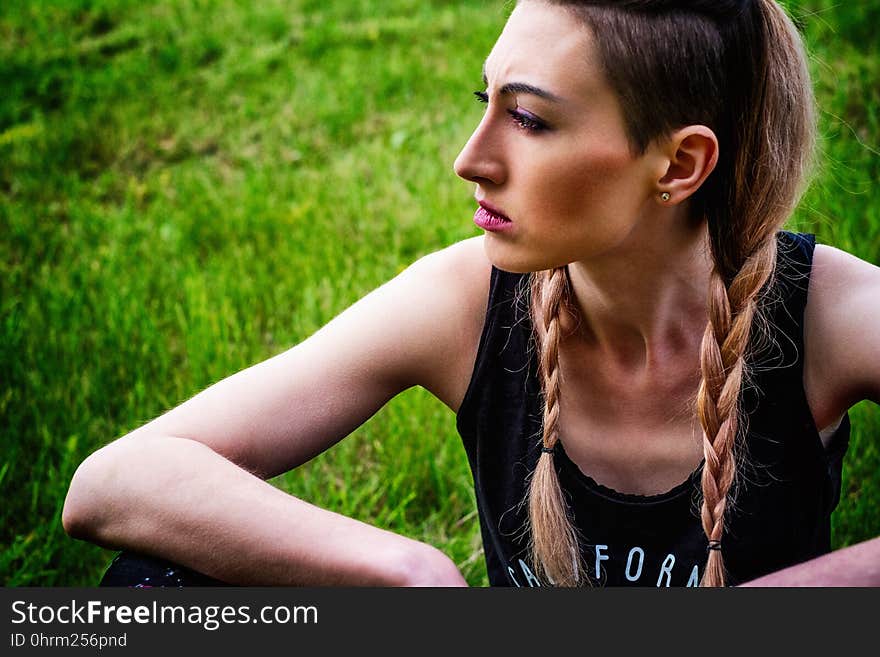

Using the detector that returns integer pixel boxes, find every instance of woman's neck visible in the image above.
[565,220,713,373]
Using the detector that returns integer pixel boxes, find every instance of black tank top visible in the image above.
[456,231,850,587]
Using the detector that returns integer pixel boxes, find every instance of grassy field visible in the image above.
[1,0,878,587]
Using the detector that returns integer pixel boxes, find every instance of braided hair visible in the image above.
[525,0,816,586]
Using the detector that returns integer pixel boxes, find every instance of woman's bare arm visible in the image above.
[62,236,491,585]
[65,435,468,585]
[738,536,880,586]
[805,245,880,426]
[799,244,880,586]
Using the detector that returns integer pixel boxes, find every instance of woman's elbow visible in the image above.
[61,446,119,541]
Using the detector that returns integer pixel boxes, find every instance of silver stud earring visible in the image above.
[660,192,671,202]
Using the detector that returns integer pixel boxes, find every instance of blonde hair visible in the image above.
[524,0,816,587]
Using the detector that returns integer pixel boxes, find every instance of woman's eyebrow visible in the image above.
[482,66,563,103]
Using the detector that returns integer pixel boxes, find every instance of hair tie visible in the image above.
[707,540,722,552]
[541,446,556,455]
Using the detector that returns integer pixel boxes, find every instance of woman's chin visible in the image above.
[482,236,562,274]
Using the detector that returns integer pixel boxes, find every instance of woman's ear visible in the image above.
[656,126,719,204]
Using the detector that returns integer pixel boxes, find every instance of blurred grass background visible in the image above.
[1,0,877,586]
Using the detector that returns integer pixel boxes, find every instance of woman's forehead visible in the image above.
[483,2,605,102]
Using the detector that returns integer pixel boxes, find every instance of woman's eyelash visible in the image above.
[472,90,547,132]
[507,109,545,132]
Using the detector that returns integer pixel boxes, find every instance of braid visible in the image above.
[527,267,586,586]
[696,243,777,586]
[697,0,813,585]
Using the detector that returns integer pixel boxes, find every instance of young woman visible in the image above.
[62,0,880,587]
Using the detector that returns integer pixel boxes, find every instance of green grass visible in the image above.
[1,0,877,586]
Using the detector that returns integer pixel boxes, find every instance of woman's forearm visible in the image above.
[738,536,880,586]
[62,435,465,586]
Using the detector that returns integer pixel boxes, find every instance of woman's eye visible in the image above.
[507,109,546,133]
[472,90,547,133]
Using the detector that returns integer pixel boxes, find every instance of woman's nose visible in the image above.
[453,116,505,186]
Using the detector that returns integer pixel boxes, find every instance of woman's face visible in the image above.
[454,1,665,273]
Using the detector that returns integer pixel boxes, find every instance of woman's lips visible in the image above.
[473,202,513,233]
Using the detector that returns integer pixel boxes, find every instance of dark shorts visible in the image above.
[99,551,229,587]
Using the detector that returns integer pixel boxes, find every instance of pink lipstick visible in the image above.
[473,202,513,233]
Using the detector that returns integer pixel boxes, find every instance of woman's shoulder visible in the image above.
[406,235,492,309]
[803,242,880,429]
[402,235,494,411]
[411,235,490,277]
